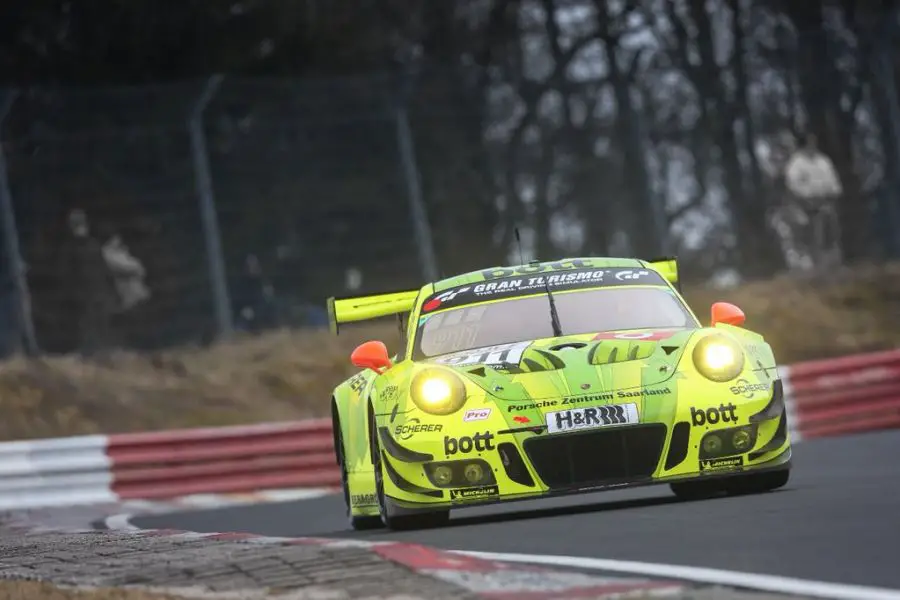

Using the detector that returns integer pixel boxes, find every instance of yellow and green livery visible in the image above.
[328,256,791,530]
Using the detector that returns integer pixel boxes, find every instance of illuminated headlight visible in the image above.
[410,369,467,415]
[692,335,744,382]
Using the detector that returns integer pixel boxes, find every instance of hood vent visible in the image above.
[588,340,656,365]
[506,348,568,373]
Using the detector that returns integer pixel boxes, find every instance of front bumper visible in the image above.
[387,447,792,511]
[380,380,792,511]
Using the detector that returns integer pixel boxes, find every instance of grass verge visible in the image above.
[1,262,898,441]
[0,581,178,600]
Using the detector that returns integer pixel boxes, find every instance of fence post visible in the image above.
[633,90,670,256]
[0,90,38,356]
[189,74,233,337]
[877,11,900,258]
[394,67,439,283]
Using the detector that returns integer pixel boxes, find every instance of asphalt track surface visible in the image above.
[132,429,900,591]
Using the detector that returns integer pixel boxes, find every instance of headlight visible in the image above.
[702,434,723,455]
[410,368,467,415]
[693,335,744,382]
[431,465,453,486]
[732,428,753,452]
[464,462,486,484]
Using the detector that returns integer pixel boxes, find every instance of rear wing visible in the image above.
[326,289,419,334]
[643,256,680,290]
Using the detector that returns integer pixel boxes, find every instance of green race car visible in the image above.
[328,257,791,531]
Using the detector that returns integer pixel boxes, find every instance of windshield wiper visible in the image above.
[543,276,563,337]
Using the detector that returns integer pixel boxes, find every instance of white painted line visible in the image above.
[104,513,140,531]
[259,487,337,502]
[451,551,900,600]
[103,488,338,532]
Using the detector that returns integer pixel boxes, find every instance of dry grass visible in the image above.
[1,262,898,441]
[0,580,179,600]
[684,261,900,362]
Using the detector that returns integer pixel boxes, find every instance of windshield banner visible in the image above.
[422,267,667,314]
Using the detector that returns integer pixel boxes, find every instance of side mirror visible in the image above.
[711,302,746,327]
[351,340,393,373]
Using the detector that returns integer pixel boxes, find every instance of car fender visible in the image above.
[714,323,778,374]
[332,370,378,474]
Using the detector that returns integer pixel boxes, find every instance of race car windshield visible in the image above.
[414,286,695,359]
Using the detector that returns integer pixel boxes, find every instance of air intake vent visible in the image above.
[588,341,655,365]
[505,348,567,373]
[664,422,690,469]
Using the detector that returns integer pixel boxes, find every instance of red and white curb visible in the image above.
[92,528,691,599]
[376,543,685,599]
[4,522,688,598]
[11,499,900,599]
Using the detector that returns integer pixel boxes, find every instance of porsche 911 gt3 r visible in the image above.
[327,257,791,531]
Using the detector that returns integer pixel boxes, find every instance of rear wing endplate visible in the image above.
[644,256,680,290]
[326,289,419,334]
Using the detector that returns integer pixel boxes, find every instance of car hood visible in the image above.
[425,328,697,402]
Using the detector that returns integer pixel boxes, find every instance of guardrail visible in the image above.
[782,348,900,441]
[1,348,898,511]
[0,421,339,511]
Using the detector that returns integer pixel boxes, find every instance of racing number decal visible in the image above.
[434,341,531,367]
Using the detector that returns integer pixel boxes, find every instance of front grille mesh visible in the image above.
[523,424,667,490]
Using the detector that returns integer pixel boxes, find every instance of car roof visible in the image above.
[431,256,648,292]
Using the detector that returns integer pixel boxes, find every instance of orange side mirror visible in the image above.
[711,302,746,327]
[351,340,392,373]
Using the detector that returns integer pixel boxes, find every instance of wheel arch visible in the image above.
[331,396,342,465]
[367,398,378,465]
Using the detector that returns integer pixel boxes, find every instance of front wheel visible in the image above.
[669,478,726,501]
[370,408,450,531]
[670,469,790,501]
[723,469,790,496]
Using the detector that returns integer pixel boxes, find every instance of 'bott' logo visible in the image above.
[690,403,738,426]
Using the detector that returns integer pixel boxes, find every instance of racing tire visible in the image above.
[669,478,727,501]
[723,469,790,496]
[334,412,383,531]
[369,407,450,531]
[671,469,790,501]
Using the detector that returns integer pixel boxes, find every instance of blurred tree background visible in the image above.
[1,0,899,353]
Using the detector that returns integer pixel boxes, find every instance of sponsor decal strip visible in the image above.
[463,408,492,422]
[394,418,443,441]
[506,387,671,412]
[423,266,667,313]
[449,485,499,502]
[546,403,639,434]
[700,456,745,472]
